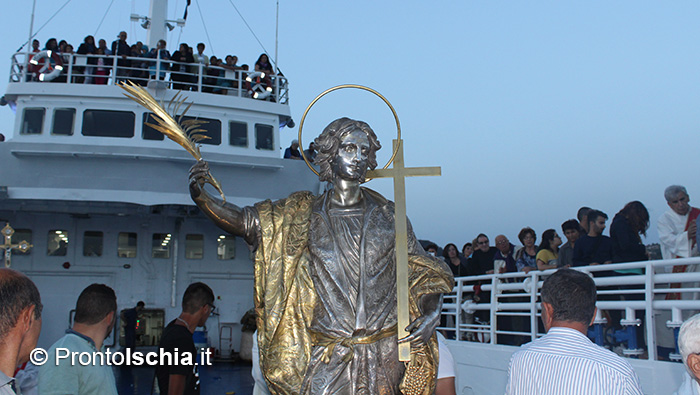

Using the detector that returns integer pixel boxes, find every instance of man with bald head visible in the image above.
[494,235,518,274]
[0,269,42,395]
[494,235,525,345]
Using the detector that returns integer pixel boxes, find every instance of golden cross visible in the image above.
[1,223,33,268]
[366,139,441,361]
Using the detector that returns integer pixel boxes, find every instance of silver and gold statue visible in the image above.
[190,118,452,395]
[120,82,453,395]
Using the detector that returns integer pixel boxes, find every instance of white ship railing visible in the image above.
[7,52,289,104]
[439,257,700,362]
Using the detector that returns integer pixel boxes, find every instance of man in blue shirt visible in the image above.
[39,284,118,395]
[283,139,302,160]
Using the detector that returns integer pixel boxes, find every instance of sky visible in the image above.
[1,1,699,249]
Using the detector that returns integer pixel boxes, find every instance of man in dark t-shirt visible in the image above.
[121,300,144,350]
[156,283,215,395]
[468,233,497,275]
[573,210,613,267]
[467,233,497,323]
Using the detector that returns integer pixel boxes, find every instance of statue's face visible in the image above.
[332,129,370,182]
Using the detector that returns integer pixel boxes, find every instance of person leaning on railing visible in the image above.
[253,53,274,93]
[32,38,63,82]
[91,47,111,85]
[25,39,41,81]
[76,35,96,84]
[202,56,221,93]
[170,43,195,90]
[129,41,149,85]
[146,40,171,81]
[111,31,130,82]
[220,55,242,92]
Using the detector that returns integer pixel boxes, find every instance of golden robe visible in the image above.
[253,189,453,395]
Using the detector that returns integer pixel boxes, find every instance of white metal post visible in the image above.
[645,261,657,360]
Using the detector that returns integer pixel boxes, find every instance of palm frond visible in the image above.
[120,81,202,160]
[119,81,226,202]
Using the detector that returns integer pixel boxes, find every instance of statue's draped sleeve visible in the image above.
[253,191,317,395]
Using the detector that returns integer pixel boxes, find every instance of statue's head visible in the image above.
[314,118,382,183]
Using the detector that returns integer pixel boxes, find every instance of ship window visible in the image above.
[152,233,171,259]
[185,234,203,259]
[229,121,247,147]
[217,235,235,260]
[47,229,68,256]
[255,124,273,150]
[21,108,45,135]
[181,116,221,145]
[11,229,32,256]
[52,108,75,136]
[82,110,135,138]
[83,231,103,257]
[142,113,164,141]
[118,232,137,258]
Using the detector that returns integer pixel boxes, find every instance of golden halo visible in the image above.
[298,84,401,177]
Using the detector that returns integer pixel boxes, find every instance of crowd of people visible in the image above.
[24,32,279,96]
[427,199,655,280]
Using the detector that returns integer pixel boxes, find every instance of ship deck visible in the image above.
[114,361,255,395]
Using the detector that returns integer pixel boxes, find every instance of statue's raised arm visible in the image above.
[189,160,257,244]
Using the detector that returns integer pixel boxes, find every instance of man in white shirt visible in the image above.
[658,185,700,261]
[674,314,700,395]
[506,269,643,395]
[436,332,456,395]
[657,185,700,353]
[194,43,209,66]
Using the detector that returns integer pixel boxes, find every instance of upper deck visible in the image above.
[0,51,321,207]
[3,52,293,154]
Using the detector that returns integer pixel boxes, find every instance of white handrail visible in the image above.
[440,256,700,362]
[8,52,290,104]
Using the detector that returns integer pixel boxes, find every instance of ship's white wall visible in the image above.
[446,340,687,395]
[1,210,257,355]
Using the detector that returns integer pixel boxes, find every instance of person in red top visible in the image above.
[26,39,40,80]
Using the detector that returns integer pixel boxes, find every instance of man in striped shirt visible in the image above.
[505,269,643,395]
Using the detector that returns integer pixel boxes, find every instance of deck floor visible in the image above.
[114,361,255,395]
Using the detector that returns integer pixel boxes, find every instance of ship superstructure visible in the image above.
[0,0,320,355]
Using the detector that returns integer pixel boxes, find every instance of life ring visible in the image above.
[245,71,272,100]
[29,50,63,82]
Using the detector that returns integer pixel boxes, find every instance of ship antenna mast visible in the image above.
[275,0,279,74]
[27,0,37,53]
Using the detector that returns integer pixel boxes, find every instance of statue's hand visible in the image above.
[189,160,210,199]
[397,294,442,347]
